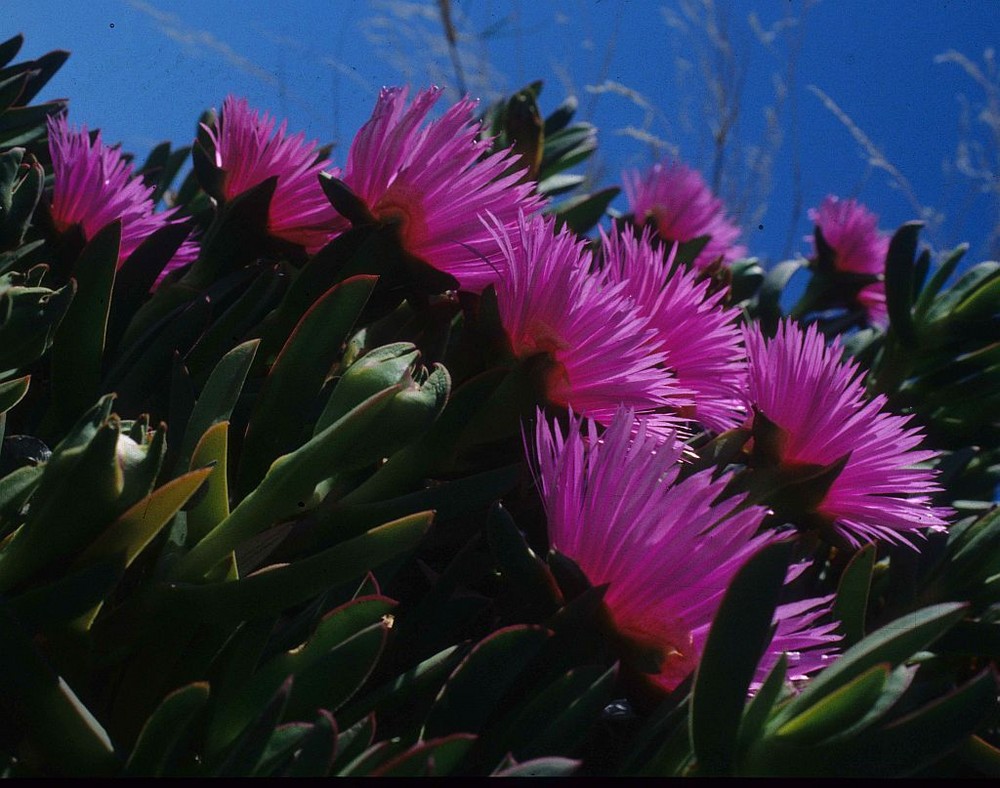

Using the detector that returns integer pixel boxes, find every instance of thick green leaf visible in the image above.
[957,734,1000,777]
[0,463,42,531]
[913,243,968,320]
[313,342,418,436]
[492,757,581,776]
[0,374,28,413]
[0,72,27,114]
[0,35,24,69]
[44,221,120,435]
[536,172,586,197]
[549,187,620,234]
[833,543,876,646]
[161,512,432,621]
[104,294,213,414]
[0,276,75,373]
[76,467,213,570]
[736,655,788,755]
[185,422,230,544]
[174,338,259,476]
[0,417,123,593]
[125,682,210,776]
[106,221,194,355]
[768,602,967,732]
[883,221,922,345]
[370,734,477,777]
[212,675,293,777]
[183,267,286,385]
[280,710,338,777]
[251,723,312,777]
[7,553,124,630]
[337,644,465,732]
[486,502,563,618]
[517,664,617,760]
[238,275,377,494]
[337,739,409,777]
[690,540,793,775]
[543,95,578,136]
[423,624,552,739]
[173,385,404,580]
[775,663,889,743]
[14,49,69,105]
[284,621,390,719]
[329,714,376,775]
[0,602,117,776]
[538,123,598,180]
[181,176,277,290]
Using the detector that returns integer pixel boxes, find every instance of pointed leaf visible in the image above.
[492,756,581,776]
[175,338,259,475]
[833,543,876,646]
[549,186,620,234]
[0,602,117,776]
[213,676,293,777]
[775,662,889,743]
[883,221,922,345]
[45,220,120,434]
[76,467,213,570]
[769,602,968,731]
[162,512,432,621]
[125,682,210,776]
[0,374,29,414]
[424,624,552,739]
[238,275,377,494]
[691,540,793,776]
[370,734,477,777]
[185,422,230,543]
[281,710,338,777]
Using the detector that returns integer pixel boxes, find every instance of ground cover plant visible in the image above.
[0,33,998,777]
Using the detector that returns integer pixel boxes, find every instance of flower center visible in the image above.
[373,182,428,251]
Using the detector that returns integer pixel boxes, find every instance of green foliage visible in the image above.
[0,37,997,778]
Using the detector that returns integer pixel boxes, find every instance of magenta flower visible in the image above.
[531,406,840,692]
[491,213,683,436]
[744,320,950,547]
[339,86,543,292]
[47,115,197,274]
[809,195,890,326]
[623,159,745,270]
[205,96,340,254]
[601,224,747,432]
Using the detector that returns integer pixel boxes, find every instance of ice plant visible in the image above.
[623,159,745,270]
[337,86,543,292]
[491,212,683,435]
[205,95,340,253]
[601,224,747,432]
[47,115,198,275]
[809,195,890,326]
[531,406,840,692]
[744,320,950,547]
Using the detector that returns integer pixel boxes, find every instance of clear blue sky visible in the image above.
[8,0,1000,267]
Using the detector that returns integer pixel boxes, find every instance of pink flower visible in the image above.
[205,96,340,254]
[491,213,683,436]
[339,86,543,292]
[623,159,745,269]
[531,406,840,692]
[47,115,197,273]
[744,320,950,547]
[809,195,890,326]
[600,224,747,432]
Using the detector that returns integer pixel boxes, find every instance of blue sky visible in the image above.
[8,0,1000,267]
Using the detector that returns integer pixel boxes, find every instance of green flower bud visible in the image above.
[316,342,420,435]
